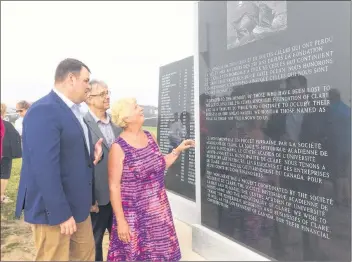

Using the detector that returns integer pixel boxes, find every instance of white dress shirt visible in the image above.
[53,88,91,154]
[89,110,115,148]
[15,117,23,136]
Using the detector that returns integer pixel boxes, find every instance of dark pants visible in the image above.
[90,202,113,261]
[0,157,13,179]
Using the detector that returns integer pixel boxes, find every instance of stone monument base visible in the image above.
[167,191,197,225]
[192,224,270,261]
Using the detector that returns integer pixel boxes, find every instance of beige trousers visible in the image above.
[31,215,95,261]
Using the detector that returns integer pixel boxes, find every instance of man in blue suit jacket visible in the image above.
[16,58,103,261]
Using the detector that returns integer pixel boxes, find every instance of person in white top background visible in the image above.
[15,100,31,136]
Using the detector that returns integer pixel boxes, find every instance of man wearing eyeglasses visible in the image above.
[84,80,121,261]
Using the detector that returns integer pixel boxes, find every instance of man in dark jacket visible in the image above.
[0,118,4,159]
[15,59,103,261]
[84,80,121,261]
[1,103,22,204]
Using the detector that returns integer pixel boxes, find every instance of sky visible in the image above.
[1,1,195,108]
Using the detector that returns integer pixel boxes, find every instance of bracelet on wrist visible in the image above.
[171,149,181,156]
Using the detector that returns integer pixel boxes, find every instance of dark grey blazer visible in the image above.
[84,111,122,206]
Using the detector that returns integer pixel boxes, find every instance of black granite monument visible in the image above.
[198,1,351,260]
[157,56,196,200]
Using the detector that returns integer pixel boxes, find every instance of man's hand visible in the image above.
[90,200,99,213]
[93,138,104,165]
[60,216,77,235]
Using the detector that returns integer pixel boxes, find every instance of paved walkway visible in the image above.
[102,218,205,261]
[174,219,205,261]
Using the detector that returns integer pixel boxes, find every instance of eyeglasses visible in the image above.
[89,90,111,98]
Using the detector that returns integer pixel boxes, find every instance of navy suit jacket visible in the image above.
[15,91,96,225]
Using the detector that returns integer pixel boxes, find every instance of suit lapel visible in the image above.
[84,112,109,149]
[50,91,90,156]
[112,124,121,138]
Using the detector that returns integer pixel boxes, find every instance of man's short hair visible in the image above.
[54,58,91,83]
[89,80,108,91]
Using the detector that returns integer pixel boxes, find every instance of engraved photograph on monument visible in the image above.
[157,56,196,200]
[227,1,288,50]
[199,1,351,260]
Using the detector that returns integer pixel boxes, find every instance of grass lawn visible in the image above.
[1,158,22,221]
[143,126,157,136]
[0,158,33,260]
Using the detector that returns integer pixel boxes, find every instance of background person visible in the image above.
[0,118,4,159]
[0,103,22,204]
[14,100,31,136]
[0,113,5,202]
[107,98,195,261]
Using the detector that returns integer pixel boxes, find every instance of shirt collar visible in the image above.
[89,109,110,124]
[53,88,77,110]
